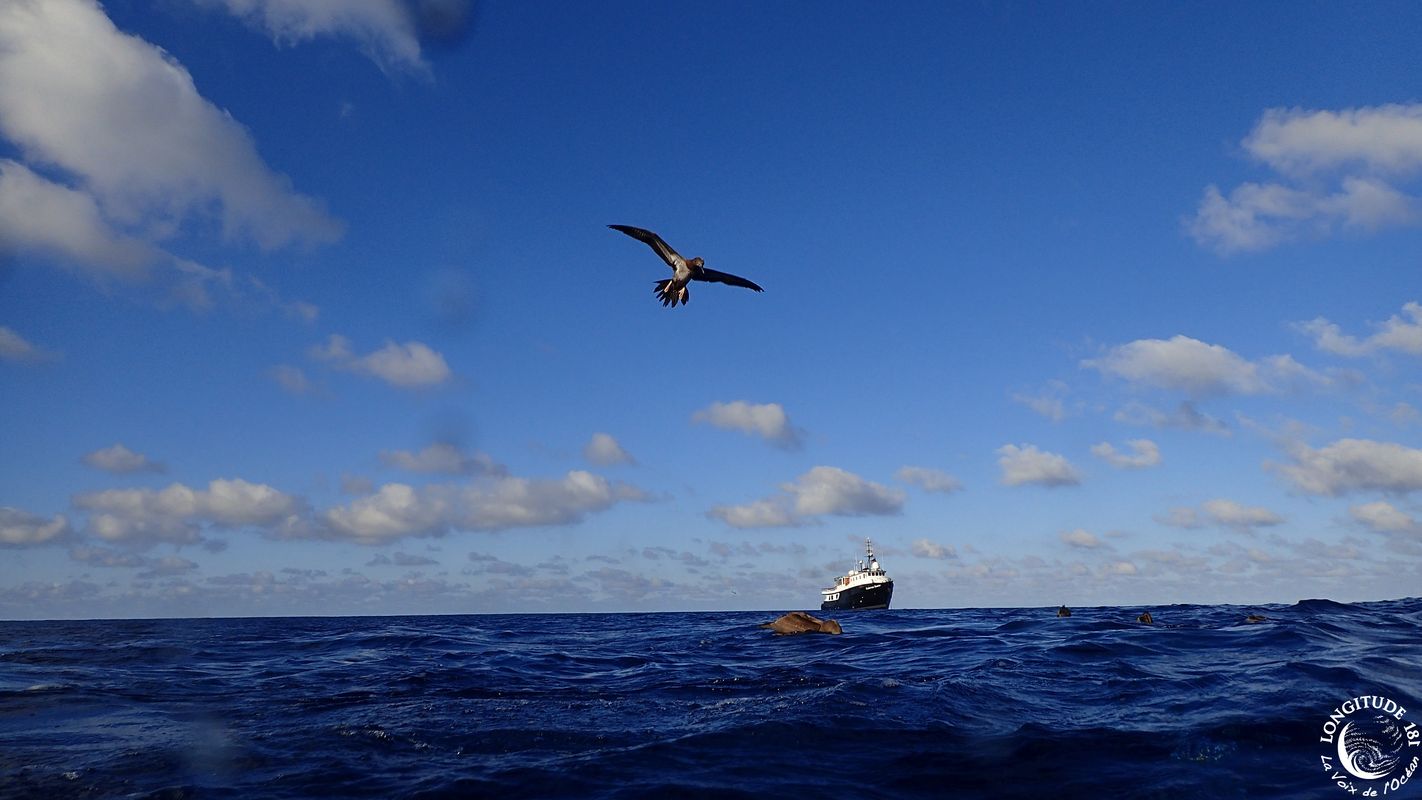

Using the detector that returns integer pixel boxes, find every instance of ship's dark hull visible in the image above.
[820,581,893,611]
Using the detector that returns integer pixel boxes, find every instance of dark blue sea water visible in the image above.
[2,598,1420,799]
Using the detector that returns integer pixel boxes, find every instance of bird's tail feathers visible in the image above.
[653,279,689,307]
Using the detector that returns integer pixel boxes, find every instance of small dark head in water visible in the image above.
[1057,605,1072,617]
[1138,611,1154,625]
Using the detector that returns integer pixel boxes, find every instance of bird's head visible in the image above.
[689,257,704,268]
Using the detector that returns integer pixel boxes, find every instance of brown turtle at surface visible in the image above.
[760,611,842,635]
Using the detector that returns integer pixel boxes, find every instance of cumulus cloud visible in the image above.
[0,507,71,547]
[996,444,1081,487]
[0,324,59,364]
[911,538,957,559]
[1060,529,1103,549]
[82,443,165,475]
[583,433,635,466]
[1298,301,1422,358]
[1157,499,1285,532]
[0,0,343,252]
[1189,104,1422,253]
[379,442,504,476]
[692,401,804,450]
[73,479,304,545]
[196,0,464,74]
[312,471,648,543]
[1082,336,1329,396]
[894,466,963,494]
[706,499,801,529]
[0,159,156,278]
[1274,438,1422,496]
[707,466,905,529]
[310,334,451,388]
[1090,439,1161,469]
[1201,499,1285,531]
[1349,501,1419,534]
[790,467,905,516]
[1244,104,1422,177]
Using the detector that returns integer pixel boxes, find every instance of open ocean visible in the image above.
[2,598,1420,799]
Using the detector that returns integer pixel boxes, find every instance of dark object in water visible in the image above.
[1057,605,1072,617]
[1138,611,1154,625]
[1245,614,1269,624]
[760,611,842,635]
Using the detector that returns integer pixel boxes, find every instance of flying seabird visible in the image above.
[608,225,764,307]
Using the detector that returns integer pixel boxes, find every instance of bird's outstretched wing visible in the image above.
[696,267,763,293]
[608,225,682,267]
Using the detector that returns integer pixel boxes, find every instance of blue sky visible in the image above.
[2,0,1421,619]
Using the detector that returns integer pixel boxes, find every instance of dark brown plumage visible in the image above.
[608,224,763,307]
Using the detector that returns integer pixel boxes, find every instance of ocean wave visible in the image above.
[0,599,1418,798]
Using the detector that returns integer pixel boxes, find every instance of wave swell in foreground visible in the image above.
[1,598,1419,799]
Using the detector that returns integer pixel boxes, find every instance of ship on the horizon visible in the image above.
[820,538,893,611]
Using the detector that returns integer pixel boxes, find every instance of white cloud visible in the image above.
[1091,439,1161,469]
[316,471,648,543]
[0,507,71,547]
[1349,501,1419,534]
[0,0,343,251]
[320,483,448,541]
[1275,438,1422,496]
[82,443,165,474]
[786,466,905,517]
[1298,301,1422,358]
[1103,561,1138,576]
[1084,336,1265,395]
[199,0,426,73]
[1189,104,1422,254]
[310,334,451,388]
[0,324,59,363]
[911,538,957,559]
[1189,180,1418,254]
[74,478,304,545]
[379,443,504,476]
[996,444,1081,487]
[1243,104,1422,177]
[0,159,155,278]
[1157,499,1285,532]
[1083,335,1326,397]
[692,401,804,449]
[894,466,963,494]
[1060,529,1103,549]
[705,499,801,530]
[584,433,635,466]
[707,466,904,529]
[1201,499,1284,532]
